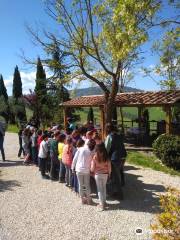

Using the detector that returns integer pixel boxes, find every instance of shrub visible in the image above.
[151,187,180,240]
[153,134,180,170]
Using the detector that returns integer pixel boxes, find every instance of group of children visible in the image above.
[19,125,113,210]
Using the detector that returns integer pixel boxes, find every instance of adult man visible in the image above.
[105,124,127,200]
[0,121,6,161]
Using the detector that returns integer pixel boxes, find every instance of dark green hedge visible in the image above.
[153,134,180,170]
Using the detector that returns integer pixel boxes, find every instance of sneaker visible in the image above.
[97,204,105,211]
[42,175,50,179]
[81,197,87,205]
[87,198,94,205]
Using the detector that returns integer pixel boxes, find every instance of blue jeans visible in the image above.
[39,157,47,176]
[111,162,124,199]
[31,146,38,165]
[59,160,66,182]
[72,172,79,192]
[65,165,72,186]
[50,152,58,179]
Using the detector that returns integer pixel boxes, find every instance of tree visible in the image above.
[12,65,22,100]
[87,107,94,123]
[0,74,10,123]
[42,0,160,128]
[44,37,74,124]
[34,57,50,126]
[153,27,180,90]
[0,74,8,102]
[141,1,180,90]
[12,66,27,123]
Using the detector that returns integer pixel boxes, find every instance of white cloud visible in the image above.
[4,79,12,88]
[4,71,36,96]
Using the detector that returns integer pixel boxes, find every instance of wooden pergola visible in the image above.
[62,90,180,138]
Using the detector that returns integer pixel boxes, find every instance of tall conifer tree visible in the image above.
[0,74,9,122]
[87,107,94,123]
[12,65,22,100]
[0,74,8,102]
[34,57,48,126]
[35,57,47,99]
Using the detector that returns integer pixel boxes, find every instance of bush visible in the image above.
[151,187,180,240]
[153,134,180,170]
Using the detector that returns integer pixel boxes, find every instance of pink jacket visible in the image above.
[62,145,76,167]
[91,155,111,175]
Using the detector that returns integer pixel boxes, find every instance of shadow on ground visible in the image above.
[0,160,24,168]
[92,165,165,213]
[0,178,21,192]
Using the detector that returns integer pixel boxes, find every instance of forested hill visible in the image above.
[70,86,143,97]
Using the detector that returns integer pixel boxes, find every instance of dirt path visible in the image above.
[0,133,180,240]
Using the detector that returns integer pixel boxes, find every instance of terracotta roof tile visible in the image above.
[62,90,180,107]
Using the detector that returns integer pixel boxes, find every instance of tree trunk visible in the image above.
[119,107,125,134]
[104,97,115,135]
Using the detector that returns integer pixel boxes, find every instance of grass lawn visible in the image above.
[127,151,180,177]
[7,124,19,133]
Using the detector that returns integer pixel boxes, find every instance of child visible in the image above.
[84,130,93,145]
[38,133,49,179]
[93,134,102,145]
[71,139,85,193]
[72,139,96,204]
[62,137,76,187]
[58,134,66,183]
[91,143,111,210]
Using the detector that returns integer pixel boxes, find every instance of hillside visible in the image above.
[70,86,142,97]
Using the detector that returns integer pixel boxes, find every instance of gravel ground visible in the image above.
[0,133,180,240]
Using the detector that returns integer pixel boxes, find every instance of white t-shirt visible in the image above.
[72,146,94,174]
[38,140,49,159]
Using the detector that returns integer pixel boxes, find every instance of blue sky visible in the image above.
[0,0,174,95]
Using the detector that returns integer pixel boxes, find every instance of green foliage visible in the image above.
[50,0,160,102]
[153,27,180,90]
[34,57,50,126]
[0,96,9,122]
[7,124,19,133]
[9,97,27,124]
[96,0,160,61]
[0,74,8,102]
[153,134,180,170]
[35,57,47,102]
[127,151,180,177]
[151,187,180,240]
[12,66,22,99]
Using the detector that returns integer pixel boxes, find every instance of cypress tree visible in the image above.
[35,57,47,102]
[34,57,48,126]
[87,107,94,123]
[0,74,8,102]
[12,65,22,100]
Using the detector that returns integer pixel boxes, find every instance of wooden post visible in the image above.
[138,106,143,129]
[100,106,105,140]
[63,107,68,129]
[165,106,172,134]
